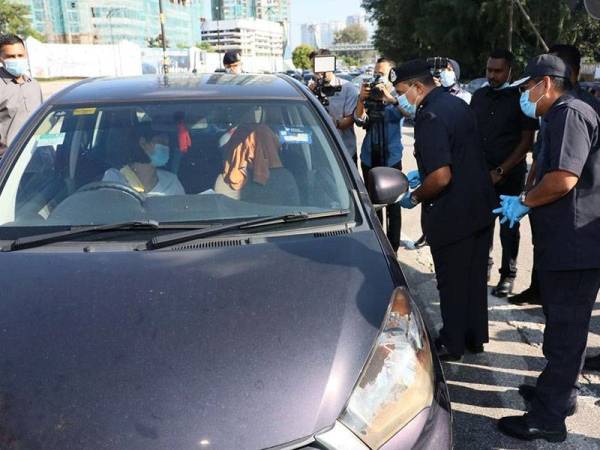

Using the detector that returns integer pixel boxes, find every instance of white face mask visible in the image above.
[440,69,456,88]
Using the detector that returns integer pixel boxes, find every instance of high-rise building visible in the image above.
[211,0,288,23]
[300,23,320,49]
[300,20,344,48]
[19,0,207,46]
[346,14,367,28]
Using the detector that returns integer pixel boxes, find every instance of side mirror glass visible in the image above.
[366,167,408,205]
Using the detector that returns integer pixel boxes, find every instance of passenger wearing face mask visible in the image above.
[495,54,600,444]
[392,60,497,362]
[103,124,185,196]
[0,34,43,156]
[470,49,538,299]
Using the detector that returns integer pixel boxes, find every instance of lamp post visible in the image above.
[158,0,169,74]
[215,5,222,69]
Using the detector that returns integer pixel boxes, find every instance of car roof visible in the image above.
[50,73,306,106]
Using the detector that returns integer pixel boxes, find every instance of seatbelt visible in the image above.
[120,166,146,193]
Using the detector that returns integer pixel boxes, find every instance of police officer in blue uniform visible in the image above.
[496,55,600,443]
[391,60,497,361]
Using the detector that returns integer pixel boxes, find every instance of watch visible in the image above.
[494,166,505,176]
[519,190,528,205]
[410,192,420,206]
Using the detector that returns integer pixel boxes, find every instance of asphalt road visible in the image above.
[390,126,600,449]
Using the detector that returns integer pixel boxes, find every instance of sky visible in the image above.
[289,0,368,48]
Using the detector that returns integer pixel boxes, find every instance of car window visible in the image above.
[0,101,353,230]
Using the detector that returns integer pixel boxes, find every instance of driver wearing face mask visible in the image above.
[0,34,43,156]
[103,123,185,196]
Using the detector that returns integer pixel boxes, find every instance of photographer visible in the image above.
[354,57,405,252]
[309,49,359,161]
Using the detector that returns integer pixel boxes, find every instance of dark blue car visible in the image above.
[0,73,451,449]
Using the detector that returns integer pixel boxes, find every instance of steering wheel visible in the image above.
[75,181,146,203]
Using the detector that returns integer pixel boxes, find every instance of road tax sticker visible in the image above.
[73,107,97,116]
[279,127,312,145]
[36,132,65,147]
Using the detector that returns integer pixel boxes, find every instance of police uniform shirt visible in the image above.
[0,67,43,148]
[414,87,497,249]
[471,86,538,172]
[532,95,600,270]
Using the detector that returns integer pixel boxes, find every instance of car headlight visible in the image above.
[316,287,434,450]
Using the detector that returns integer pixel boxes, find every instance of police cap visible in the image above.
[511,54,572,87]
[389,59,432,85]
[223,50,242,66]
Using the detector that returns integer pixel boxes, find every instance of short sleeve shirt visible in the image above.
[326,78,358,157]
[413,88,497,249]
[530,95,600,270]
[0,68,43,148]
[470,86,538,171]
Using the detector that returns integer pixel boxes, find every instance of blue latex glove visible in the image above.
[399,191,417,209]
[492,195,530,228]
[406,170,422,189]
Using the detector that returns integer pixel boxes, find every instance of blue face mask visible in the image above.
[149,143,170,167]
[4,58,28,77]
[440,70,456,88]
[398,94,416,118]
[519,81,544,119]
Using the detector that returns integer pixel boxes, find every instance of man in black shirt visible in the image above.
[471,49,537,298]
[391,60,497,361]
[496,55,600,443]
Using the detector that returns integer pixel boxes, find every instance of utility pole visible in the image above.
[158,0,169,74]
[507,0,513,52]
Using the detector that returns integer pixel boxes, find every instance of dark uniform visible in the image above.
[414,87,497,356]
[471,86,538,281]
[528,95,600,427]
[526,84,600,297]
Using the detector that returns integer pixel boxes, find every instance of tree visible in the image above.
[292,44,315,70]
[146,33,169,49]
[196,41,215,52]
[0,0,43,40]
[334,24,369,44]
[361,0,600,79]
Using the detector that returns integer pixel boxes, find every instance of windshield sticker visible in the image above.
[279,127,312,145]
[73,107,97,116]
[36,132,65,147]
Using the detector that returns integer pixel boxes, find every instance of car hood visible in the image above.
[0,231,396,450]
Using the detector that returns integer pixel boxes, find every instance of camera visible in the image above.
[365,74,387,101]
[427,56,449,78]
[312,55,342,107]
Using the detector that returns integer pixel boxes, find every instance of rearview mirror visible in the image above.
[366,167,408,205]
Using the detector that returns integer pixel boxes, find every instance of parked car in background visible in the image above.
[0,73,451,450]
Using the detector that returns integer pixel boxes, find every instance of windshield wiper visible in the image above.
[1,220,162,252]
[139,210,350,251]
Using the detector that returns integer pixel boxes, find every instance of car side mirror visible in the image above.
[366,167,408,205]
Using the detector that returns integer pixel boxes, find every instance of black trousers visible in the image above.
[530,268,600,427]
[362,162,402,252]
[431,226,492,355]
[488,171,525,279]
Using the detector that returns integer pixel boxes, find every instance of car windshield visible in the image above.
[0,100,353,234]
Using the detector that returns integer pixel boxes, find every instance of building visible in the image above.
[211,0,289,22]
[19,0,208,47]
[346,14,367,28]
[300,20,344,48]
[200,18,284,57]
[300,23,320,49]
